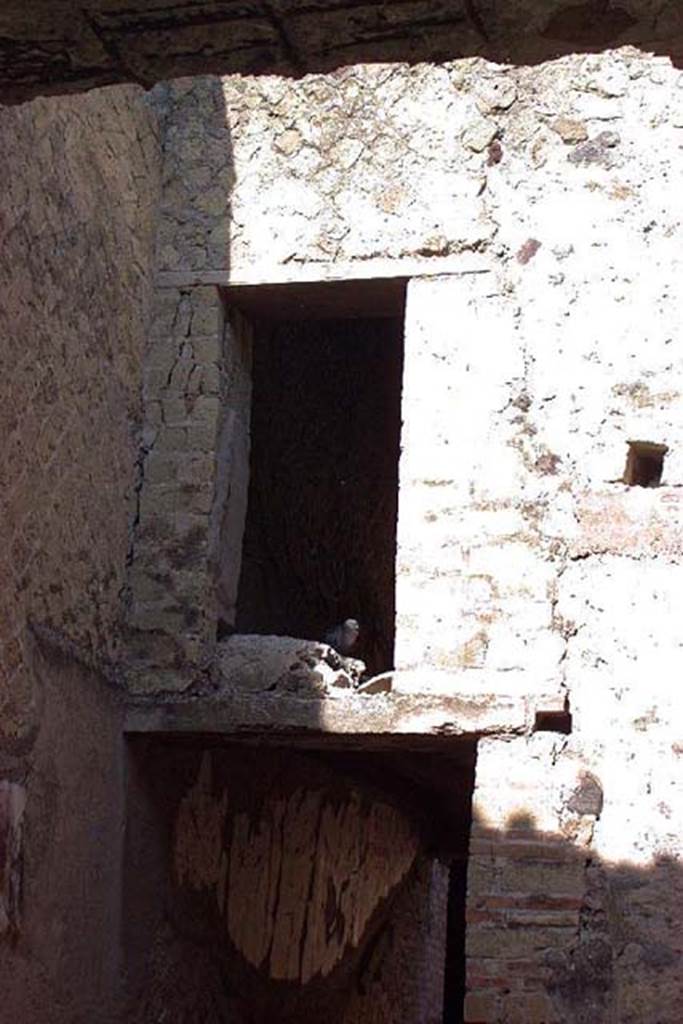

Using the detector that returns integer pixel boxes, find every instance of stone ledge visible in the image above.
[124,688,530,745]
[32,626,562,741]
[122,634,565,742]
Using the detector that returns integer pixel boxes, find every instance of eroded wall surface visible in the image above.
[3,41,671,1023]
[0,85,160,1019]
[126,746,431,1023]
[125,286,252,690]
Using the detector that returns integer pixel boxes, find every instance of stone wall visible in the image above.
[0,85,160,738]
[153,50,682,282]
[0,649,129,1024]
[138,46,683,1022]
[2,21,680,1024]
[0,84,160,1019]
[467,735,682,1024]
[125,76,251,692]
[399,218,682,1018]
[125,287,252,691]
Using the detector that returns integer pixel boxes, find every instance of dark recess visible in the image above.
[124,737,478,1022]
[534,709,573,735]
[623,440,668,488]
[236,305,404,676]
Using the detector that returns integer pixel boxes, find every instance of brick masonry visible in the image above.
[125,287,252,691]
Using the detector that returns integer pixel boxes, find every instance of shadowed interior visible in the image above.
[236,308,404,675]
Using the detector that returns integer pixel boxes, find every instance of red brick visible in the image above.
[468,838,583,862]
[467,957,506,976]
[467,909,505,924]
[466,974,513,991]
[506,909,579,928]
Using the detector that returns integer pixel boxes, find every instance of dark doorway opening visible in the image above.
[234,281,405,676]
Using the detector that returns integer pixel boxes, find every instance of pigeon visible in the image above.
[323,618,360,656]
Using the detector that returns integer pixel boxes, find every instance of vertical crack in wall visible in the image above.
[551,558,579,726]
[547,855,615,1024]
[297,795,327,985]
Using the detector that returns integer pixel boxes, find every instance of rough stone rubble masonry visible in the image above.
[122,51,683,1021]
[1,39,682,1024]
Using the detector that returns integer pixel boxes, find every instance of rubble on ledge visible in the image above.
[124,633,543,743]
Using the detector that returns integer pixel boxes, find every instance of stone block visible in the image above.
[189,288,224,336]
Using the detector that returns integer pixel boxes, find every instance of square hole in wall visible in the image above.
[228,278,406,675]
[623,440,668,488]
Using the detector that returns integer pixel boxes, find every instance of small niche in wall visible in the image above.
[534,709,573,735]
[230,278,406,677]
[623,440,668,488]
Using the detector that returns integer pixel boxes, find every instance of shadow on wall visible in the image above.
[462,808,683,1024]
[149,75,235,280]
[122,739,683,1024]
[0,80,161,741]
